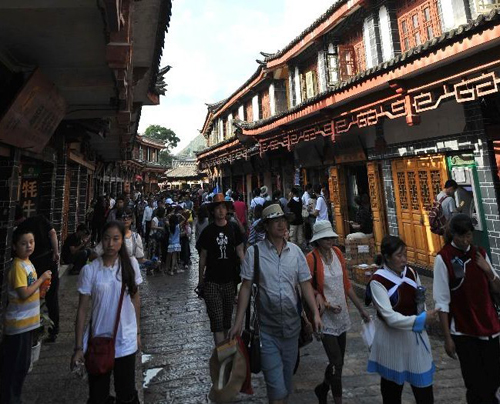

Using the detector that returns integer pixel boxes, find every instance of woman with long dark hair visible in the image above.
[71,221,142,404]
[434,214,500,403]
[367,235,436,404]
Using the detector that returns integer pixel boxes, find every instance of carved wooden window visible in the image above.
[407,171,420,211]
[300,70,318,100]
[353,41,366,74]
[398,0,441,52]
[418,170,432,211]
[338,45,356,81]
[430,170,442,199]
[397,172,409,210]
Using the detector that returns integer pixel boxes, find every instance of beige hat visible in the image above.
[256,204,294,232]
[260,185,268,196]
[310,220,339,243]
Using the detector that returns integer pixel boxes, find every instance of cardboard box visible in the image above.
[352,264,378,285]
[345,236,375,266]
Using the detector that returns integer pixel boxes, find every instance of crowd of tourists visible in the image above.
[2,180,500,404]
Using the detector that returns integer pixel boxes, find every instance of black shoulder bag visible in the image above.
[242,245,261,374]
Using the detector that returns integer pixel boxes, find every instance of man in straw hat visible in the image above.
[197,193,245,345]
[229,203,323,404]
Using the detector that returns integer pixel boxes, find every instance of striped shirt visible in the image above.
[4,258,40,335]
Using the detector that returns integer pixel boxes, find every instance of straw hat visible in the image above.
[260,185,268,197]
[256,204,294,232]
[209,193,233,210]
[310,220,339,243]
[208,339,248,403]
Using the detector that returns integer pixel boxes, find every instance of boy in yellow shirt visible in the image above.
[1,227,51,404]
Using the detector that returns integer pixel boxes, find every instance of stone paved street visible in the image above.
[141,246,467,404]
[21,246,467,404]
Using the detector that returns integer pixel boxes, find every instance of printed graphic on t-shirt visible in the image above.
[27,272,36,286]
[217,232,228,259]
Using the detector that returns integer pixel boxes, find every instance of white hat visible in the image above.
[310,220,339,243]
[260,185,268,196]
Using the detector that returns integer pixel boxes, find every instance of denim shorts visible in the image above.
[260,330,299,400]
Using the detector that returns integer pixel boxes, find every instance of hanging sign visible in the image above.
[0,69,66,153]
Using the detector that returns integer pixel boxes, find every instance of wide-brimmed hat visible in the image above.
[209,193,233,210]
[310,220,339,243]
[208,339,249,403]
[260,186,268,197]
[256,204,294,232]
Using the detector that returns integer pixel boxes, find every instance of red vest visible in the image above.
[371,267,418,316]
[439,243,500,337]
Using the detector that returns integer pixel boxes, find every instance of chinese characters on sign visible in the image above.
[20,165,40,217]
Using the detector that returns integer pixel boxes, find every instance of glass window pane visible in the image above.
[413,14,419,28]
[404,38,410,50]
[415,32,421,45]
[424,7,431,21]
[427,26,433,39]
[402,20,408,33]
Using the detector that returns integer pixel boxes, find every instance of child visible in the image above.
[1,227,52,404]
[166,213,183,275]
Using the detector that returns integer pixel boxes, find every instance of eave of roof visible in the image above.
[149,0,173,95]
[234,9,500,135]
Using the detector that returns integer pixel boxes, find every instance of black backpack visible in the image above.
[429,195,448,235]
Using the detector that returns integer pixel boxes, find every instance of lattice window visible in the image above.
[397,172,409,210]
[368,173,377,210]
[418,171,432,211]
[407,171,419,211]
[430,170,442,200]
[398,0,441,52]
[338,45,357,81]
[354,41,366,74]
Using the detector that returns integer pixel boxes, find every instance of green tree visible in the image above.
[143,125,180,149]
[143,125,180,167]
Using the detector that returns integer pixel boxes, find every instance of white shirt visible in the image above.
[109,198,116,209]
[142,206,153,223]
[436,191,457,220]
[250,196,265,209]
[302,191,310,207]
[78,256,143,358]
[315,195,328,221]
[94,232,145,260]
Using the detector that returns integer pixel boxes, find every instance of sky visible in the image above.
[138,0,335,153]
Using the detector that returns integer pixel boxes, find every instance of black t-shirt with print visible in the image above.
[198,222,243,284]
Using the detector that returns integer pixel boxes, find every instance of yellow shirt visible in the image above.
[4,257,40,335]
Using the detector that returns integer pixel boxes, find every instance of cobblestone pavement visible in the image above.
[21,244,467,403]
[141,245,467,404]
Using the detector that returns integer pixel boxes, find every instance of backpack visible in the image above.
[429,195,448,235]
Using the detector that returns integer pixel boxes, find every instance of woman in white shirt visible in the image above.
[306,220,369,404]
[71,221,142,404]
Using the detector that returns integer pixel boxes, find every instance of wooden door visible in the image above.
[392,156,447,269]
[329,166,349,244]
[367,162,387,253]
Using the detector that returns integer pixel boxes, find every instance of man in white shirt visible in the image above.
[313,184,329,222]
[302,184,312,207]
[142,199,154,246]
[436,179,460,220]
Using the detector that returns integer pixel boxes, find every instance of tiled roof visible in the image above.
[262,0,348,62]
[165,164,205,179]
[234,8,500,132]
[150,0,173,95]
[195,136,238,157]
[136,136,165,148]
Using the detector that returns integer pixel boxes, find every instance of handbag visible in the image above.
[242,245,261,374]
[298,310,313,348]
[85,283,126,375]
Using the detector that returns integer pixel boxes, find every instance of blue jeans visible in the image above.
[260,331,299,401]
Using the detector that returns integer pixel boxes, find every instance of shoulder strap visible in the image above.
[245,245,260,330]
[113,284,126,340]
[438,195,448,204]
[312,252,318,290]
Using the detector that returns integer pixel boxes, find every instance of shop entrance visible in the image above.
[344,164,369,223]
[391,155,447,269]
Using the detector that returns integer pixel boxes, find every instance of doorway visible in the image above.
[391,155,447,269]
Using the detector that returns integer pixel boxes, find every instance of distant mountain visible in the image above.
[176,134,207,158]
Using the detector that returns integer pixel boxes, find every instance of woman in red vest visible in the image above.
[306,220,369,404]
[434,214,500,404]
[367,235,437,403]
